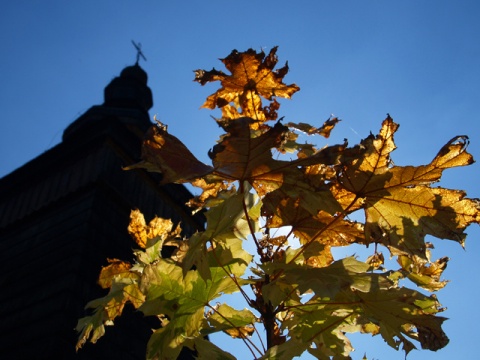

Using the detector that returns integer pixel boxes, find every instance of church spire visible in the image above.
[62,53,154,142]
[103,62,153,111]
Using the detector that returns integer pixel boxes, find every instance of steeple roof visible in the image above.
[62,64,153,142]
[104,63,153,110]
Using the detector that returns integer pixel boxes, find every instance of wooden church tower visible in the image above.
[0,61,203,359]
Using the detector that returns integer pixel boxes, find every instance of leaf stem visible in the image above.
[239,181,266,262]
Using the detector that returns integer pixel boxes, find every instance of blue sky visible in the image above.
[1,1,479,359]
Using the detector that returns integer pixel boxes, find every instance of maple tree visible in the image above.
[76,47,480,359]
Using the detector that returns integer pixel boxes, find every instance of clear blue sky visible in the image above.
[1,1,479,359]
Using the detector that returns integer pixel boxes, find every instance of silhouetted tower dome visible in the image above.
[62,63,154,142]
[104,63,153,110]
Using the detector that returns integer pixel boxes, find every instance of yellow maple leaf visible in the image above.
[194,47,299,125]
[188,177,231,209]
[127,210,148,248]
[398,255,449,291]
[338,116,480,258]
[210,117,356,197]
[97,258,132,289]
[127,209,178,249]
[210,118,293,194]
[287,117,341,139]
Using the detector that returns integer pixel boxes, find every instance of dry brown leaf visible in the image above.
[188,177,231,208]
[124,121,213,184]
[287,117,341,138]
[224,325,255,338]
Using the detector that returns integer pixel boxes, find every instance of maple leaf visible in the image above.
[287,117,341,138]
[124,120,213,184]
[209,118,295,195]
[265,258,448,357]
[337,116,480,258]
[75,310,107,351]
[127,209,179,249]
[194,47,299,124]
[265,285,433,360]
[182,189,254,276]
[398,254,449,291]
[76,259,144,350]
[205,303,257,338]
[265,194,363,246]
[140,252,251,359]
[188,177,232,208]
[210,117,360,197]
[127,209,185,266]
[97,258,132,289]
[193,337,236,360]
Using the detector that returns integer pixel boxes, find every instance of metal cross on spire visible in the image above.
[131,40,147,65]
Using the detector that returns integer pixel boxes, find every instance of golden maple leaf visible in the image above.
[187,177,231,209]
[94,259,145,320]
[337,115,480,258]
[209,118,293,194]
[127,209,180,249]
[194,47,299,125]
[210,117,360,197]
[287,117,341,139]
[97,258,132,289]
[398,254,449,291]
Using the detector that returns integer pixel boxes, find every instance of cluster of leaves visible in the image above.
[76,47,480,359]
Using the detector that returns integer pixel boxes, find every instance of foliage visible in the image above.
[76,47,480,359]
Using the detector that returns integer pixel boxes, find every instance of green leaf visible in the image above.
[139,256,251,359]
[76,261,144,350]
[182,232,211,280]
[263,257,392,300]
[75,309,107,351]
[194,337,237,360]
[204,190,248,240]
[183,189,255,279]
[282,283,448,357]
[258,338,308,360]
[206,303,257,334]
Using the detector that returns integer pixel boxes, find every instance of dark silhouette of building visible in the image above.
[0,63,204,359]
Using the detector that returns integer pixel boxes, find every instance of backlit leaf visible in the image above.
[124,120,213,183]
[206,303,257,336]
[398,255,449,291]
[194,337,236,360]
[127,209,178,249]
[287,117,340,138]
[97,258,132,289]
[338,116,480,258]
[195,47,299,124]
